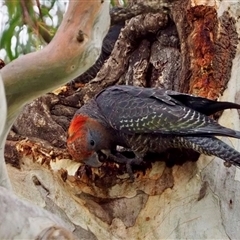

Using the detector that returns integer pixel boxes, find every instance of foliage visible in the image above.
[0,0,67,62]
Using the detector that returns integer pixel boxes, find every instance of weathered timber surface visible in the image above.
[4,1,240,239]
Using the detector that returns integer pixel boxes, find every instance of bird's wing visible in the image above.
[95,85,240,138]
[165,90,240,116]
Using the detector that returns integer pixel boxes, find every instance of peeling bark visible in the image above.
[0,186,77,239]
[0,0,110,238]
[82,11,169,101]
[0,0,110,187]
[3,0,240,239]
[1,0,110,132]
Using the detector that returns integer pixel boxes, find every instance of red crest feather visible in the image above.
[68,115,88,137]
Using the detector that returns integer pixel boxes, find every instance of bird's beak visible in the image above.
[84,152,102,167]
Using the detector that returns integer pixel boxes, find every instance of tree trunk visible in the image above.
[3,0,240,239]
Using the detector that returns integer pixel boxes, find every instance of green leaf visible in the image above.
[5,0,18,17]
[1,10,21,61]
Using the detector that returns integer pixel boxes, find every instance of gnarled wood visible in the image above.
[0,0,110,188]
[3,0,240,239]
[1,0,110,132]
[0,0,110,238]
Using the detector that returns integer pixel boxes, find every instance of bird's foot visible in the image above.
[108,152,143,182]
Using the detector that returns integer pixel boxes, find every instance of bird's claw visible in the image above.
[108,152,143,181]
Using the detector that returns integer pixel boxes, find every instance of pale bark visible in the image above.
[1,0,110,130]
[3,0,240,239]
[0,0,110,188]
[0,0,110,238]
[0,185,77,239]
[0,75,10,189]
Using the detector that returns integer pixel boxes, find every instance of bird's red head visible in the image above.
[67,115,102,167]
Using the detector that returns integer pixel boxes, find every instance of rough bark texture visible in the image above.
[0,0,110,238]
[4,0,240,239]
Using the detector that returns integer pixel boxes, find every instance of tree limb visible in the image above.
[0,0,110,188]
[0,0,110,238]
[1,0,110,131]
[0,186,77,239]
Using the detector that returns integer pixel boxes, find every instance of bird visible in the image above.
[67,85,240,179]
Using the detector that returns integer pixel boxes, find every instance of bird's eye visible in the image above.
[90,139,95,146]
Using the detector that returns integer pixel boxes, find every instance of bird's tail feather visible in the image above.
[178,136,240,167]
[193,125,240,140]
